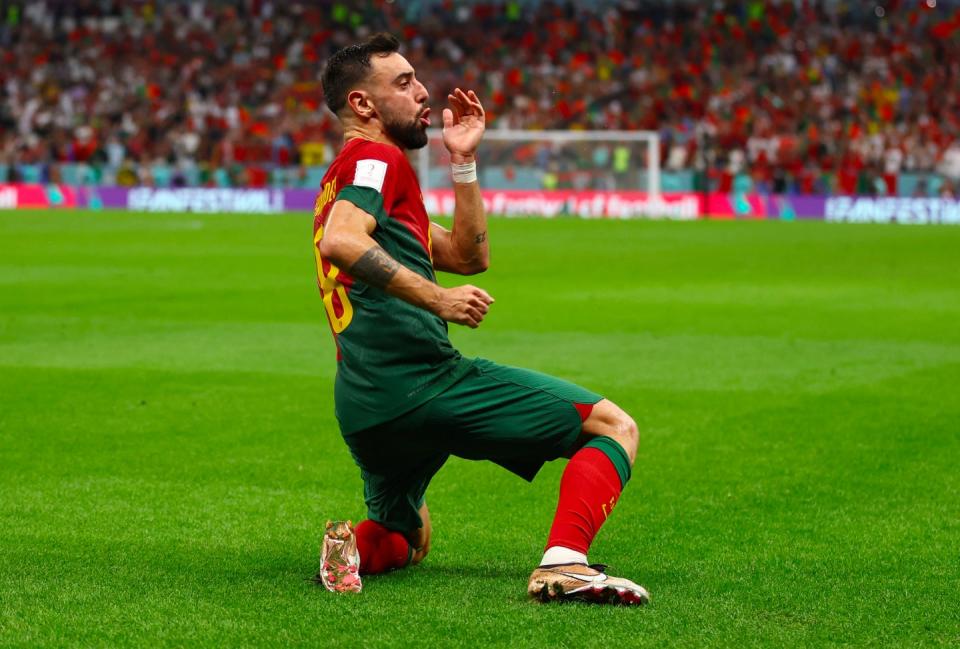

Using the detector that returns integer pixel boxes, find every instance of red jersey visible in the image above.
[312,138,472,434]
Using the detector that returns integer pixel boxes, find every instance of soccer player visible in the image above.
[312,33,649,605]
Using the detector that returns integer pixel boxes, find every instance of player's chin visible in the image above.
[408,126,429,149]
[387,119,429,149]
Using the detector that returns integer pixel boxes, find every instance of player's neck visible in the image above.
[343,122,403,151]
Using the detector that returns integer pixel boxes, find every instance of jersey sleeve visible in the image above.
[335,144,402,227]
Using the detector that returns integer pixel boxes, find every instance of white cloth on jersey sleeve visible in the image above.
[353,159,388,193]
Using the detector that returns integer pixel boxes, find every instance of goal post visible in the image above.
[418,129,660,197]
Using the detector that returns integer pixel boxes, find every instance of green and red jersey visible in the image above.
[312,138,472,434]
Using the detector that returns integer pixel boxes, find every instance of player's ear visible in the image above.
[347,89,375,120]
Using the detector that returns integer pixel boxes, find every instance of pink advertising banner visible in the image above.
[0,184,81,209]
[423,190,701,220]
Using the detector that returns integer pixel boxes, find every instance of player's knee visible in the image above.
[614,413,639,466]
[582,399,638,464]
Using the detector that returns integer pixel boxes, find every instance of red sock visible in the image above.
[544,447,624,555]
[354,520,412,575]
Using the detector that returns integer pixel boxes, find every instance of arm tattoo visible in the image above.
[474,231,487,244]
[349,246,400,289]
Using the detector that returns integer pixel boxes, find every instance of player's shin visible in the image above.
[541,437,631,564]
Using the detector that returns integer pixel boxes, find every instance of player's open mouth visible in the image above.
[419,108,431,127]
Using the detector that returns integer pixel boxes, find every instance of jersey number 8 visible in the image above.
[313,226,354,333]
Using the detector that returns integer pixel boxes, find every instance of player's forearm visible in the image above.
[340,243,443,313]
[347,242,493,328]
[450,175,489,274]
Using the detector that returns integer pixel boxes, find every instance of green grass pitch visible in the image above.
[1,209,959,647]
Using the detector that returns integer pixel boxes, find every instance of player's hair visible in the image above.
[322,32,401,116]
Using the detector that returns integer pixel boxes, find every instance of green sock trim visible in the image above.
[405,542,415,567]
[584,436,632,488]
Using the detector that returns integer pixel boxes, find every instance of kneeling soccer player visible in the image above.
[311,33,649,606]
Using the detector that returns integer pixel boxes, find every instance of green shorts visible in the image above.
[340,358,602,533]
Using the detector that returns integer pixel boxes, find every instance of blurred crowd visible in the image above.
[2,0,960,194]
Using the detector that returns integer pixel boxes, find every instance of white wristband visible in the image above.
[451,161,477,184]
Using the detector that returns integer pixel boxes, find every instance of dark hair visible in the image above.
[321,33,400,116]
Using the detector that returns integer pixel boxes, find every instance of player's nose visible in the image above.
[415,79,429,103]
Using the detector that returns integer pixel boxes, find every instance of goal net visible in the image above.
[418,129,660,194]
[415,129,684,219]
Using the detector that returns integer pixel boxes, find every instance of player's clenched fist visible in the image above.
[433,285,494,328]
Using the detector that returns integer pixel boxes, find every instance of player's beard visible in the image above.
[383,109,428,150]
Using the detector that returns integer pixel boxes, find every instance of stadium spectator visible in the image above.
[1,0,959,195]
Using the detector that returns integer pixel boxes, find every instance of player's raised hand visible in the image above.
[433,284,494,328]
[442,88,485,163]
